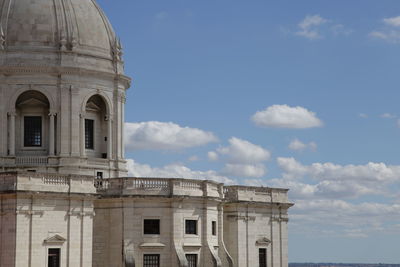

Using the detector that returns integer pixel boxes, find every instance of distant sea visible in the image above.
[290,263,400,267]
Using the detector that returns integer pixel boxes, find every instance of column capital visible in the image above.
[48,112,57,117]
[7,111,17,117]
[80,113,86,118]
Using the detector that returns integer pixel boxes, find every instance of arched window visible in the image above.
[84,95,109,158]
[14,90,51,156]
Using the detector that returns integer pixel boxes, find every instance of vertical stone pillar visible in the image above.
[80,113,86,157]
[8,112,16,156]
[48,112,56,156]
[107,116,112,159]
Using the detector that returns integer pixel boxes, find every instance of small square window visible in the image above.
[212,221,217,236]
[143,254,160,267]
[144,219,160,235]
[185,220,197,235]
[186,254,198,267]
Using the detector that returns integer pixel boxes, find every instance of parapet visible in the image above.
[0,173,293,206]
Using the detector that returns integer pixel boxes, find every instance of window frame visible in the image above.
[186,254,198,267]
[47,248,61,267]
[212,221,217,236]
[185,219,198,235]
[259,248,267,267]
[143,219,161,235]
[23,115,43,148]
[143,254,160,267]
[84,119,95,150]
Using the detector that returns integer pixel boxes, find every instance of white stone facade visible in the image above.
[0,0,293,266]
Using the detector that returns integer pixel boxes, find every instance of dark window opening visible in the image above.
[85,119,94,149]
[259,248,267,267]
[24,116,42,147]
[144,219,160,235]
[212,221,217,236]
[185,220,197,235]
[48,248,60,267]
[96,172,103,179]
[143,254,160,267]
[186,254,197,267]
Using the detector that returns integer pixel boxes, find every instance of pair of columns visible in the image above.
[7,112,56,156]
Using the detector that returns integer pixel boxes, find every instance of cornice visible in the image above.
[0,65,131,88]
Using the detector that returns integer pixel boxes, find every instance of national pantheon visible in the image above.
[0,1,293,267]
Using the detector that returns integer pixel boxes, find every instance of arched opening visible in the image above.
[12,90,55,157]
[84,95,109,159]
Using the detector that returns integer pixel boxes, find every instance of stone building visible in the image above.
[0,0,293,266]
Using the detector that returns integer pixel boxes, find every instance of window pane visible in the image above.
[212,221,217,236]
[259,248,267,267]
[185,220,197,235]
[24,116,42,147]
[186,254,197,267]
[48,248,60,267]
[143,254,160,267]
[85,119,94,149]
[144,219,160,235]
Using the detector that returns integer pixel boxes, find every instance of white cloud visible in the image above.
[217,137,271,164]
[383,16,400,27]
[125,121,217,151]
[358,113,368,118]
[276,157,400,199]
[188,155,199,162]
[252,105,323,129]
[126,159,234,184]
[331,24,353,36]
[381,113,396,119]
[207,151,219,161]
[222,163,266,178]
[296,15,328,40]
[370,16,400,43]
[288,138,317,152]
[210,137,271,178]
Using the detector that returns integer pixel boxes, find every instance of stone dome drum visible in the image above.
[0,0,125,75]
[0,0,130,178]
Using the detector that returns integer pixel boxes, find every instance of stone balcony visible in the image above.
[0,172,292,205]
[0,172,96,194]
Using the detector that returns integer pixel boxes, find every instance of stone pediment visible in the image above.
[86,101,101,112]
[256,237,271,246]
[44,234,67,244]
[17,98,48,107]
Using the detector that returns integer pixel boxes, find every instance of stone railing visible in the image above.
[223,185,290,203]
[96,177,224,198]
[0,172,96,194]
[15,156,49,166]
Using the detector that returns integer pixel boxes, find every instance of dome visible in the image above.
[0,0,124,74]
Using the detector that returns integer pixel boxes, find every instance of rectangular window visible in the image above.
[24,116,42,147]
[185,220,197,235]
[259,248,267,267]
[212,221,217,236]
[186,254,197,267]
[85,119,94,149]
[48,248,60,267]
[143,254,160,267]
[144,219,160,235]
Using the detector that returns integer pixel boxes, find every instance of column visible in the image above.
[80,113,86,157]
[107,116,112,159]
[48,112,56,156]
[8,112,16,156]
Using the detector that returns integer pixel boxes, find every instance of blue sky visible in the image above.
[98,0,400,263]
